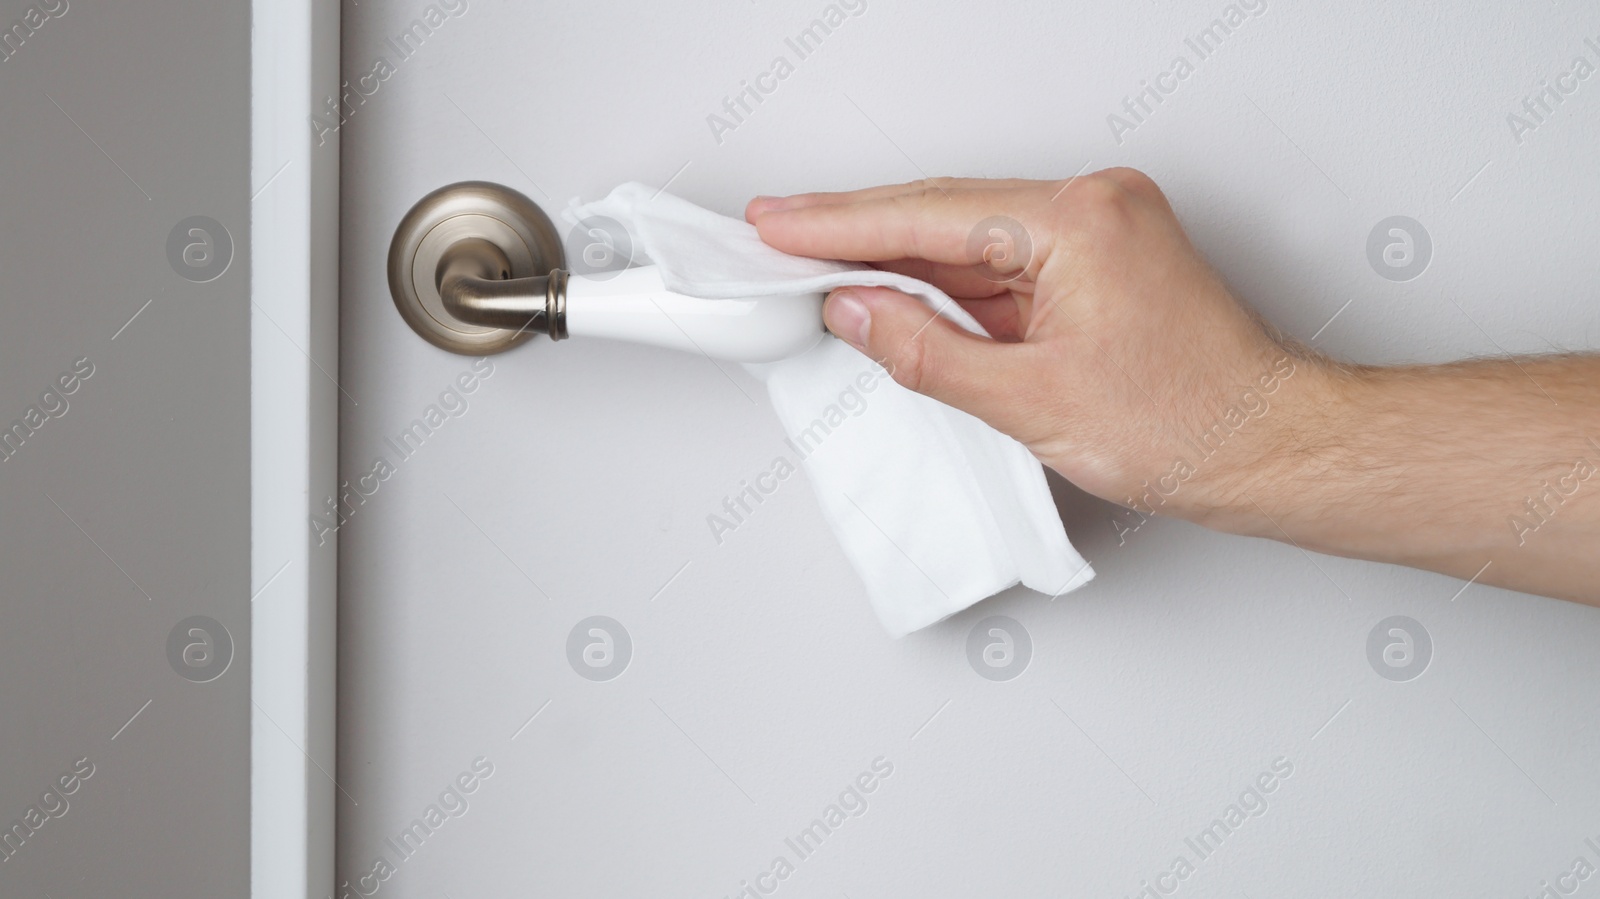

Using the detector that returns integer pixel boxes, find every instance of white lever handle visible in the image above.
[564,266,825,364]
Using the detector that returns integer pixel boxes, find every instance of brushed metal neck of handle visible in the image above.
[436,237,569,340]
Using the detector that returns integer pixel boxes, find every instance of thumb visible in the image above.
[822,286,1031,431]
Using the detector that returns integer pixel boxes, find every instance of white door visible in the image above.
[338,2,1600,896]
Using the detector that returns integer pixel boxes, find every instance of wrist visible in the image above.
[1176,351,1356,538]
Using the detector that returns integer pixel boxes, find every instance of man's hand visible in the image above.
[747,171,1600,605]
[747,172,1329,534]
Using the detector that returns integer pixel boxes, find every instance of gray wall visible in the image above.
[0,0,251,894]
[339,0,1600,895]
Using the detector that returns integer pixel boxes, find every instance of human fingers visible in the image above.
[751,186,1049,270]
[870,258,1017,299]
[744,177,1044,221]
[822,285,1051,438]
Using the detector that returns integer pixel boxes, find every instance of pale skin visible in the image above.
[745,170,1600,605]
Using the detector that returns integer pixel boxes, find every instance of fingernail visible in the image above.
[748,195,784,216]
[826,290,871,349]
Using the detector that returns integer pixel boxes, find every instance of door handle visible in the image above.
[430,235,568,336]
[388,181,825,363]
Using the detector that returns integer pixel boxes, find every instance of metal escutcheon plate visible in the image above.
[387,181,565,354]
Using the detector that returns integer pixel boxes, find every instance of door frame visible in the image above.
[250,1,340,895]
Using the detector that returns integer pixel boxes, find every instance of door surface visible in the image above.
[339,1,1600,895]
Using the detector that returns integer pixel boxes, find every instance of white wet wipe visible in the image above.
[564,183,1093,636]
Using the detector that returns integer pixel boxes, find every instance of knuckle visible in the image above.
[887,192,935,259]
[889,191,924,215]
[887,334,932,395]
[1060,172,1146,247]
[1099,166,1162,200]
[1054,171,1118,206]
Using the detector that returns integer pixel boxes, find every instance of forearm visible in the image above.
[1200,354,1600,602]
